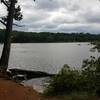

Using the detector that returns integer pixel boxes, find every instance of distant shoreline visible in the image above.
[0,29,100,43]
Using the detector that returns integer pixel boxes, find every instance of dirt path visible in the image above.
[0,78,42,100]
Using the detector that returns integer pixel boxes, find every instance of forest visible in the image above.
[0,29,100,43]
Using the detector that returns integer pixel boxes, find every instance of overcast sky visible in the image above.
[0,0,100,33]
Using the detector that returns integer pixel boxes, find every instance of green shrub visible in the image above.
[44,57,100,96]
[82,56,100,96]
[44,64,82,95]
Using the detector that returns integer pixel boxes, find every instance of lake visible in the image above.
[0,43,99,92]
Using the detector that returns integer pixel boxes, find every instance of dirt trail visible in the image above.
[0,78,42,100]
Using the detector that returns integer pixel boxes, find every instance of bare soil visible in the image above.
[0,76,41,100]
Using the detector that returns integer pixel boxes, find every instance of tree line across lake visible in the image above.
[0,29,100,43]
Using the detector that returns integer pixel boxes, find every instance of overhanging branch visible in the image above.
[1,0,9,8]
[13,23,24,27]
[0,20,6,26]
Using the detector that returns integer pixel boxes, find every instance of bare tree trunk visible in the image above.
[0,0,15,72]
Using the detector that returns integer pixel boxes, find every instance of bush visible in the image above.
[82,56,100,96]
[44,64,82,95]
[44,57,100,96]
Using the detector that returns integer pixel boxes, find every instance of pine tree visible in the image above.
[0,0,22,72]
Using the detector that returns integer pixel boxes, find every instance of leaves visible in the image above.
[0,0,23,26]
[14,5,23,21]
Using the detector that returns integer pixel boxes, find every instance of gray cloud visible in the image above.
[1,0,100,34]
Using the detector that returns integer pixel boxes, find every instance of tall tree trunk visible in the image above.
[0,0,15,72]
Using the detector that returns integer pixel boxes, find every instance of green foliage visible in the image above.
[0,30,100,43]
[44,57,100,96]
[82,57,100,96]
[44,64,82,95]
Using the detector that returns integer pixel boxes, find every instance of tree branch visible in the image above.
[0,20,6,26]
[1,0,9,8]
[13,23,24,27]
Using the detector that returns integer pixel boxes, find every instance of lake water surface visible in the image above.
[0,43,99,92]
[8,43,99,73]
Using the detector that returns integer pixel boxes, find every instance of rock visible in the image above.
[9,68,55,81]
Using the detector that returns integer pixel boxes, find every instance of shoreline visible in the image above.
[0,74,100,100]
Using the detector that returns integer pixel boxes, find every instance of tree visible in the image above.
[0,0,22,72]
[0,0,37,72]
